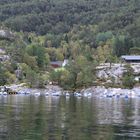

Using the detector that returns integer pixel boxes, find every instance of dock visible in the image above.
[0,86,18,95]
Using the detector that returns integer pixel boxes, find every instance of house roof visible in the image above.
[50,61,63,66]
[121,55,140,60]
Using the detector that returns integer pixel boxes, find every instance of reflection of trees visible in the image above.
[94,98,140,139]
[96,99,124,125]
[1,96,140,139]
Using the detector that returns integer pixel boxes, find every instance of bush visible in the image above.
[122,75,135,89]
[122,64,135,89]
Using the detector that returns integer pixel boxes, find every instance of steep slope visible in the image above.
[0,0,139,35]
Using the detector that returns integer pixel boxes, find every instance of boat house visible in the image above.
[121,55,140,63]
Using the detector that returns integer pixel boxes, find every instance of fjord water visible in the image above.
[0,95,140,140]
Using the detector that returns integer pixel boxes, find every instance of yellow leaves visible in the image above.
[76,71,84,86]
[37,36,46,45]
[46,47,64,61]
[5,71,16,83]
[46,40,52,48]
[56,49,64,61]
[60,69,70,82]
[76,55,87,66]
[96,44,112,63]
[23,53,38,70]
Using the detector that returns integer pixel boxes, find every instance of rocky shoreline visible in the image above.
[80,86,140,98]
[5,84,63,95]
[1,63,140,98]
[3,83,140,98]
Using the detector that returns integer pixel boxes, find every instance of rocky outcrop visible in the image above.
[131,64,140,75]
[96,63,140,84]
[0,29,15,41]
[97,64,124,84]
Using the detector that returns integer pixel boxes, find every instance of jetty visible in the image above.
[0,86,18,95]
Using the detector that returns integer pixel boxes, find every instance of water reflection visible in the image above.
[0,95,140,140]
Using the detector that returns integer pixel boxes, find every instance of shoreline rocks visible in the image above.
[5,84,63,96]
[80,86,140,98]
[4,83,140,98]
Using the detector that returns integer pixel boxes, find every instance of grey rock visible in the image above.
[0,30,15,41]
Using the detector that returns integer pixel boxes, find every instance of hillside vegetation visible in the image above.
[0,0,140,89]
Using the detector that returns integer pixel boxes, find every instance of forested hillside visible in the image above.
[0,0,140,89]
[1,0,140,48]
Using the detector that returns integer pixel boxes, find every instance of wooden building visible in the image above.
[121,55,140,63]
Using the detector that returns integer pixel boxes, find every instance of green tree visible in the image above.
[65,56,97,89]
[113,35,133,57]
[26,68,38,88]
[129,47,140,55]
[0,63,7,85]
[122,64,135,89]
[26,44,48,69]
[96,31,113,45]
[50,70,62,85]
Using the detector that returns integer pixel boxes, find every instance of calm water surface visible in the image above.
[0,95,140,140]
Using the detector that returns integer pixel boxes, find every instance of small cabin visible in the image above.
[121,55,140,63]
[50,59,69,68]
[50,61,63,68]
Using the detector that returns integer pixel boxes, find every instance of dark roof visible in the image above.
[121,55,140,60]
[50,61,63,66]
